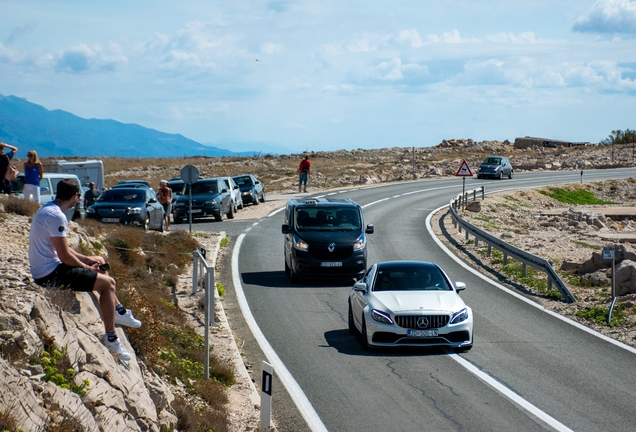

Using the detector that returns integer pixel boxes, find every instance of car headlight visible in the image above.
[204,200,216,205]
[175,202,185,207]
[127,207,142,214]
[293,234,308,252]
[353,233,366,252]
[87,207,95,214]
[371,309,393,325]
[242,191,252,196]
[450,308,469,324]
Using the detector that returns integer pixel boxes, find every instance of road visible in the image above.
[183,169,636,431]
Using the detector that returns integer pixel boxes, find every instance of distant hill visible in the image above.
[0,94,247,158]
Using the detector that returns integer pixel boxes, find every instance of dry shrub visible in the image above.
[173,396,229,432]
[0,409,19,432]
[193,379,228,410]
[1,195,40,216]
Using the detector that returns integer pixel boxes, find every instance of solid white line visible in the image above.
[232,234,328,432]
[447,354,574,432]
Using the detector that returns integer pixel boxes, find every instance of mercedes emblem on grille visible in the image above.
[417,317,429,328]
[327,243,336,252]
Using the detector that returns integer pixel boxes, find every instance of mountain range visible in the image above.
[0,94,290,158]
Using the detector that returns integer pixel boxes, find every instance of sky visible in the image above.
[1,0,635,154]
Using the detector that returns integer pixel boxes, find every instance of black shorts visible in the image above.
[34,263,97,292]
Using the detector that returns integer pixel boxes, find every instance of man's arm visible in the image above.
[51,237,101,269]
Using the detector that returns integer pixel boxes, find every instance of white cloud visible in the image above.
[54,44,127,73]
[573,0,636,34]
[396,29,424,47]
[361,58,429,82]
[484,32,538,44]
[426,29,478,44]
[261,43,282,54]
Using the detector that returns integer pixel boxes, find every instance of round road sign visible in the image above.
[180,164,199,184]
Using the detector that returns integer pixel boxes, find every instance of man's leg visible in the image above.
[93,274,117,332]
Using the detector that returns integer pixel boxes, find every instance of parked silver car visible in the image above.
[221,176,244,211]
[477,156,513,179]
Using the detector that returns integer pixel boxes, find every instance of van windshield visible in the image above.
[294,207,361,231]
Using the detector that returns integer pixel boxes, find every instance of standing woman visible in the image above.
[23,150,43,202]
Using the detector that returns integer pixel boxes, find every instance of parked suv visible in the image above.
[477,156,513,179]
[281,197,374,283]
[172,178,233,224]
[12,173,85,221]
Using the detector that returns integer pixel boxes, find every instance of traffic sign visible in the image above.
[455,160,473,177]
[602,249,615,260]
[180,164,199,184]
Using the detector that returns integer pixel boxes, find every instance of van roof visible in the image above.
[287,197,359,208]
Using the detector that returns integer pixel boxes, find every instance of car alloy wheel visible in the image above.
[361,317,371,349]
[348,303,356,334]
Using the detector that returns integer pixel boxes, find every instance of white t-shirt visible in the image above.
[29,202,68,279]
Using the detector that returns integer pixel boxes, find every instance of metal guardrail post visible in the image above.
[192,251,198,294]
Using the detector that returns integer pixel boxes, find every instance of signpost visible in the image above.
[455,160,473,210]
[603,248,616,323]
[181,164,200,233]
[261,361,273,431]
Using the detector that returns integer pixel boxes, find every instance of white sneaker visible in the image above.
[104,337,132,361]
[114,309,142,328]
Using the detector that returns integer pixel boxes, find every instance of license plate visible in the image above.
[320,262,342,267]
[407,329,438,337]
[102,218,120,223]
[189,209,202,214]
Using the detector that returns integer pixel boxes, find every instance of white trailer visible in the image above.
[43,160,105,191]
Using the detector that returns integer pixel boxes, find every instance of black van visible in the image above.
[282,197,373,283]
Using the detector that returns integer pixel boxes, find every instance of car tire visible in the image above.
[284,258,291,275]
[360,317,371,349]
[259,192,266,203]
[348,303,357,335]
[144,215,150,230]
[215,212,223,222]
[253,196,260,206]
[239,201,244,210]
[227,203,235,219]
[498,171,503,180]
[508,170,513,179]
[158,217,164,233]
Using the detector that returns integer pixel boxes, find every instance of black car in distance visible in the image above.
[232,174,265,205]
[172,178,233,224]
[86,187,164,231]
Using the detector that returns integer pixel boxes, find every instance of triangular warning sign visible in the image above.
[455,160,473,177]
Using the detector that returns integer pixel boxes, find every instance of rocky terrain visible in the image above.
[1,139,636,431]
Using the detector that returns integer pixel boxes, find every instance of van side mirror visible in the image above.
[281,224,291,234]
[366,224,374,234]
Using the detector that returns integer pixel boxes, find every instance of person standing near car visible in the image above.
[23,150,44,202]
[298,155,310,193]
[84,182,101,208]
[0,141,18,194]
[28,178,142,361]
[157,180,173,231]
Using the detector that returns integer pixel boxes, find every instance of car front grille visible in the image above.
[309,245,353,260]
[97,209,126,217]
[394,315,449,329]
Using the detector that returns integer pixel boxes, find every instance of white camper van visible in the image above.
[13,173,85,221]
[43,160,105,191]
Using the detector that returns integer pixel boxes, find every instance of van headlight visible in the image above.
[293,234,308,252]
[353,234,366,251]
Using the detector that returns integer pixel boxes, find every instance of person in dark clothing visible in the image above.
[0,142,18,194]
[84,182,101,208]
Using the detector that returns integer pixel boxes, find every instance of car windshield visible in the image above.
[233,176,253,187]
[294,206,361,231]
[483,157,502,165]
[98,190,145,203]
[373,265,452,292]
[189,181,218,195]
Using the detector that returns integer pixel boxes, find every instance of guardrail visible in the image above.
[449,187,577,303]
[192,246,218,379]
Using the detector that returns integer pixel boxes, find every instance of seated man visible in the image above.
[28,179,142,361]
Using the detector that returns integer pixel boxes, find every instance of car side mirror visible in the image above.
[353,282,367,292]
[455,282,466,292]
[234,185,239,190]
[221,189,228,194]
[281,224,291,234]
[148,198,157,204]
[365,224,374,234]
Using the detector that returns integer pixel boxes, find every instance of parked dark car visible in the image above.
[172,178,233,223]
[86,187,164,231]
[477,156,513,180]
[167,178,186,197]
[232,174,265,206]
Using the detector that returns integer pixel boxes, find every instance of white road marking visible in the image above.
[232,235,328,432]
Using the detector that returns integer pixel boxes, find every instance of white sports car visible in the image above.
[348,261,473,350]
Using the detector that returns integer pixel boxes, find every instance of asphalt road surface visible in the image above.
[192,169,636,431]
